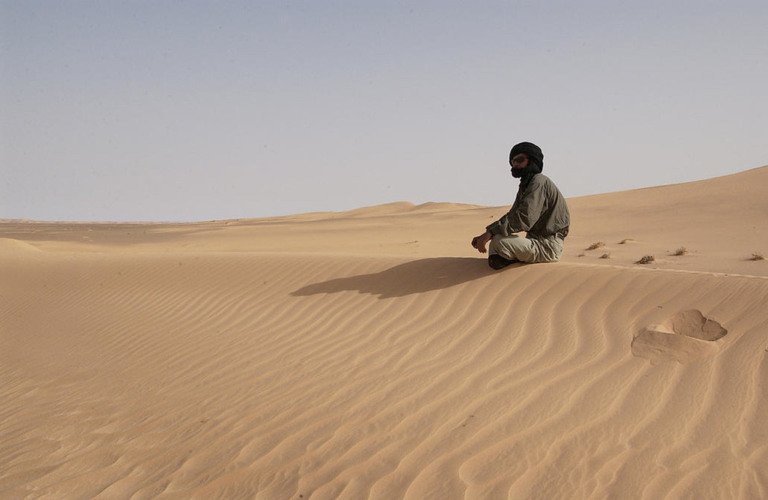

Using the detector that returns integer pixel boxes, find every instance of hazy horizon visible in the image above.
[2,1,767,222]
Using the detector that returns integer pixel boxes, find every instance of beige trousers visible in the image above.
[491,234,564,263]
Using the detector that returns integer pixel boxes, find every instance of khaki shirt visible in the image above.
[486,174,570,239]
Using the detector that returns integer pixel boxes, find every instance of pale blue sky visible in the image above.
[2,0,767,221]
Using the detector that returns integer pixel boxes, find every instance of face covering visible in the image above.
[510,165,527,178]
[510,156,543,179]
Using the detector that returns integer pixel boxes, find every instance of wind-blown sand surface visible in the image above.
[2,167,767,498]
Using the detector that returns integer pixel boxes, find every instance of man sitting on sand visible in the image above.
[471,141,570,269]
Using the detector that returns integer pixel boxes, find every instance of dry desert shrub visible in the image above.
[673,247,688,256]
[618,238,634,244]
[600,253,611,259]
[750,252,765,261]
[636,255,655,264]
[586,242,605,251]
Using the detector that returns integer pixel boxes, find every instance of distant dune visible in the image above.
[2,167,767,498]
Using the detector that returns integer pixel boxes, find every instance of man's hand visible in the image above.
[471,231,493,254]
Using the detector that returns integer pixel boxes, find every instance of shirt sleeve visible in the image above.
[486,179,547,236]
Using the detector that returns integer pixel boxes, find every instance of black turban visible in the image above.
[509,142,544,170]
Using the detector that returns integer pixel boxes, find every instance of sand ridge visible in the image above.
[2,167,767,498]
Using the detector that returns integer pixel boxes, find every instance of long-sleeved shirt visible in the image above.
[486,173,570,239]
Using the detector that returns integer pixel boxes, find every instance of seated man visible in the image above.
[471,142,570,269]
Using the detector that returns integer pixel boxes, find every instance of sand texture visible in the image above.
[2,167,768,499]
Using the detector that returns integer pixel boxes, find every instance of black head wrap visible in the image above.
[509,142,544,175]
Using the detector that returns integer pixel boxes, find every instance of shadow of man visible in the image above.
[292,257,518,299]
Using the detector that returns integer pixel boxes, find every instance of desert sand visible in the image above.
[2,166,767,499]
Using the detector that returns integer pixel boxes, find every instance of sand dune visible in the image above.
[2,167,767,498]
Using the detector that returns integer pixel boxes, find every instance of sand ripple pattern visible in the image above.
[2,252,767,499]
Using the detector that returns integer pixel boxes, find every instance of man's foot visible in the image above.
[488,254,518,270]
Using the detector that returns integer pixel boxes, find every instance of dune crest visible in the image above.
[2,167,767,498]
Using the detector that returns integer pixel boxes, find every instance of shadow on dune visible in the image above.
[292,257,518,299]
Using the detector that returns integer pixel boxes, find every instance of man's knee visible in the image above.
[492,234,536,262]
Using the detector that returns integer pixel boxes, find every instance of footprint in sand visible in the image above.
[631,309,727,364]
